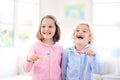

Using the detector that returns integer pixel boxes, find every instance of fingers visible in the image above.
[84,48,95,56]
[85,52,95,56]
[31,55,39,61]
[27,55,39,62]
[27,53,51,62]
[38,55,44,59]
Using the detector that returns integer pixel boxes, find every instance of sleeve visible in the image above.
[23,60,34,72]
[23,44,36,72]
[89,47,103,75]
[62,50,68,80]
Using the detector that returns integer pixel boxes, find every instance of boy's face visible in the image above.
[73,25,91,45]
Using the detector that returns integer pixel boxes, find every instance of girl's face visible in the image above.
[73,25,91,45]
[41,18,56,41]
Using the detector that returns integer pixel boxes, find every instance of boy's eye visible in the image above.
[83,30,87,33]
[76,30,79,32]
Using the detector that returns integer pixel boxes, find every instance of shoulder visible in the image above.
[56,44,63,48]
[86,44,97,52]
[55,43,64,52]
[64,46,74,51]
[55,42,63,48]
[32,40,41,46]
[62,47,74,58]
[63,46,74,54]
[87,45,99,56]
[89,46,97,53]
[30,40,42,49]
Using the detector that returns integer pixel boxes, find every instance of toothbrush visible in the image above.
[77,52,85,54]
[38,52,51,59]
[46,52,51,56]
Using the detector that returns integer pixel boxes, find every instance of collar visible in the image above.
[67,44,90,54]
[39,40,57,48]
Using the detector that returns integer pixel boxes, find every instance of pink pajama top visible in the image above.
[23,40,63,80]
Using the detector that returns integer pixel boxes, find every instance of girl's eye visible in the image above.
[42,26,45,28]
[48,26,52,28]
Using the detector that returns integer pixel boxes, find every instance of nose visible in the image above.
[78,31,83,34]
[44,26,49,30]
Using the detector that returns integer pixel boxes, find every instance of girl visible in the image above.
[23,15,63,80]
[62,23,103,80]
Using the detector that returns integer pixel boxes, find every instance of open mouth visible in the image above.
[77,35,84,39]
[43,32,51,35]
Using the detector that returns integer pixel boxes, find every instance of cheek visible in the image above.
[52,29,56,34]
[40,29,43,33]
[88,35,92,40]
[73,33,76,38]
[86,36,90,41]
[52,27,56,32]
[73,35,76,40]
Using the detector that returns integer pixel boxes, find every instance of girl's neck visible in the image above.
[42,39,55,45]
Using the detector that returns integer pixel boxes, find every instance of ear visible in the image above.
[89,35,92,44]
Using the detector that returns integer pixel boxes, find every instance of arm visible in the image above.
[23,59,34,72]
[89,49,103,74]
[23,45,39,72]
[84,45,103,74]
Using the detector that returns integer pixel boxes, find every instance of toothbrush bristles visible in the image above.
[47,52,51,56]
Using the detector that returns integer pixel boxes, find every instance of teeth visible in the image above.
[43,32,51,35]
[77,35,84,39]
[47,33,50,35]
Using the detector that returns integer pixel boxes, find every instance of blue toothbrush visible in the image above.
[38,52,51,59]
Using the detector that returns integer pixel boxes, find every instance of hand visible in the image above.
[84,48,95,56]
[27,55,39,62]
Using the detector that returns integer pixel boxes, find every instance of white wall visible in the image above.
[91,26,120,74]
[0,48,18,78]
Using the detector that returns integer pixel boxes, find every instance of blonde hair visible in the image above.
[72,23,93,44]
[36,15,61,42]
